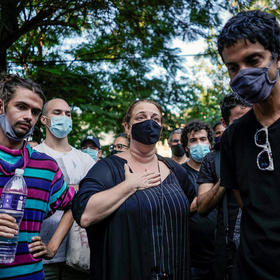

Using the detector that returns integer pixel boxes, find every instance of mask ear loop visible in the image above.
[265,57,279,84]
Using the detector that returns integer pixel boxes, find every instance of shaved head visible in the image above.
[42,98,70,116]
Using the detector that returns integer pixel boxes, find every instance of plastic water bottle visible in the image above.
[0,169,27,263]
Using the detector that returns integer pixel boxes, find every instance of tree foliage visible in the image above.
[178,0,280,131]
[0,0,236,146]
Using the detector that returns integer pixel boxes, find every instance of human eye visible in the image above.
[153,117,161,123]
[32,109,41,116]
[135,114,146,121]
[53,110,61,115]
[16,103,27,111]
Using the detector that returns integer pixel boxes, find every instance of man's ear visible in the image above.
[124,122,130,137]
[98,150,102,159]
[276,54,280,69]
[40,115,47,126]
[0,99,4,114]
[220,117,227,128]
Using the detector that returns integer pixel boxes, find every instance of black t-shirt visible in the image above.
[197,150,240,243]
[220,109,280,280]
[197,150,240,279]
[182,162,217,268]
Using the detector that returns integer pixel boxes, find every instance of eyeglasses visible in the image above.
[171,139,180,144]
[109,144,129,151]
[254,126,274,171]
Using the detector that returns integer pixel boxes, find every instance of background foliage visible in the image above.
[0,0,279,148]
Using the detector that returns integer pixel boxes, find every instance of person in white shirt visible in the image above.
[35,98,94,280]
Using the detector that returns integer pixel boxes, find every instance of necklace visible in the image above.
[128,152,158,173]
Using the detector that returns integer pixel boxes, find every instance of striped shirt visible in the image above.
[0,142,75,280]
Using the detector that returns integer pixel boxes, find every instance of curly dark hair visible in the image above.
[213,122,222,132]
[220,93,251,126]
[218,10,280,60]
[181,120,214,149]
[0,74,46,110]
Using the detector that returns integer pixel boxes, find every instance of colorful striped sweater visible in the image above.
[0,142,75,280]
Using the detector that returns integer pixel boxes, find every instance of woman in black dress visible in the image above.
[72,99,195,280]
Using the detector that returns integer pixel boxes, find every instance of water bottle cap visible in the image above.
[15,169,24,175]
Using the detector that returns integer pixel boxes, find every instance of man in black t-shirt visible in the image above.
[197,94,251,280]
[217,10,280,280]
[181,120,216,280]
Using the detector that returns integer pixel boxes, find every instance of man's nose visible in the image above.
[23,110,32,121]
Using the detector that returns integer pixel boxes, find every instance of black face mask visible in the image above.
[110,149,120,155]
[131,119,161,145]
[171,144,185,157]
[214,136,221,144]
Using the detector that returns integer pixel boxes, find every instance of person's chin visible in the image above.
[14,128,28,138]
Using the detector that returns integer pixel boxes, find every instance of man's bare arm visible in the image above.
[29,209,74,259]
[197,180,225,216]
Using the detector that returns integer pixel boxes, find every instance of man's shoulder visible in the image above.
[203,150,216,163]
[31,144,61,170]
[225,109,254,135]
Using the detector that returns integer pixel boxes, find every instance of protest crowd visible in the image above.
[1,9,280,280]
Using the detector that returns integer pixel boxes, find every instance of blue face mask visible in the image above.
[48,116,72,138]
[131,119,161,145]
[0,114,34,142]
[230,58,279,104]
[189,143,210,163]
[82,148,98,161]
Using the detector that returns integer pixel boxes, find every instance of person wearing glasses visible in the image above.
[168,128,188,164]
[72,99,195,280]
[109,133,129,155]
[217,10,280,280]
[197,94,251,280]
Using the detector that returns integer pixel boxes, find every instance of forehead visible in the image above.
[188,129,208,139]
[132,102,161,116]
[222,39,269,63]
[171,133,181,141]
[82,141,96,148]
[215,124,224,131]
[114,136,128,145]
[11,87,43,108]
[47,99,70,113]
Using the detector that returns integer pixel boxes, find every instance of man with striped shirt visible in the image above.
[0,75,75,280]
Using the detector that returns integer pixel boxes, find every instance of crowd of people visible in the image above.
[0,9,280,280]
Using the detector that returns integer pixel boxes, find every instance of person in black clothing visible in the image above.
[197,94,251,280]
[168,128,188,165]
[72,99,195,280]
[213,122,225,144]
[217,10,280,280]
[181,120,216,280]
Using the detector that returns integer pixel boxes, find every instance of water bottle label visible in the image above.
[0,193,26,212]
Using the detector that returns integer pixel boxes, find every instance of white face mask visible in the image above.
[47,116,72,138]
[82,148,98,161]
